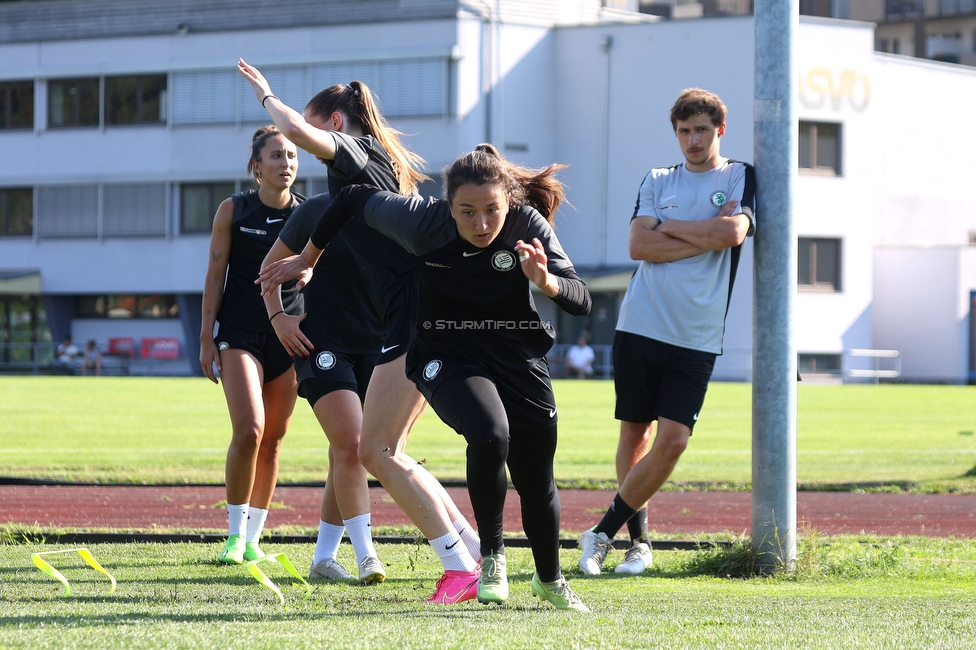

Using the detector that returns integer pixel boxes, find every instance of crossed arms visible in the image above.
[628,199,752,263]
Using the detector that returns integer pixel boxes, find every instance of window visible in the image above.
[180,181,309,234]
[798,353,841,375]
[105,75,167,125]
[171,58,448,126]
[180,182,235,234]
[77,294,179,319]
[0,81,33,130]
[799,0,833,17]
[799,121,841,175]
[48,78,99,127]
[886,0,924,19]
[0,188,32,237]
[36,185,99,238]
[103,183,167,236]
[798,237,841,291]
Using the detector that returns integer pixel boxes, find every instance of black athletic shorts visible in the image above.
[376,282,418,366]
[214,321,294,383]
[296,350,377,407]
[406,348,557,429]
[612,330,716,431]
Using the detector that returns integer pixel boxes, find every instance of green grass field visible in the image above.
[1,377,974,491]
[3,378,976,648]
[1,538,975,649]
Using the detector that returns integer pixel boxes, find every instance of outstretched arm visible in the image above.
[261,238,313,358]
[256,184,379,294]
[238,59,339,161]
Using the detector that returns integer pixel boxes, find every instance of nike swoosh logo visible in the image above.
[445,540,459,550]
[462,250,484,257]
[660,194,676,202]
[548,408,557,418]
[266,217,284,224]
[693,413,699,421]
[380,344,400,354]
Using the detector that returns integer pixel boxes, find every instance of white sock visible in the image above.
[430,531,478,572]
[313,521,345,566]
[453,516,481,560]
[343,513,377,564]
[227,503,248,537]
[245,507,269,543]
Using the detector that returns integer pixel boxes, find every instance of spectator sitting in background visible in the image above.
[82,339,102,376]
[55,335,79,374]
[566,336,595,379]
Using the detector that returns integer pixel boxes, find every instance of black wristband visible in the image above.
[261,94,279,108]
[269,310,285,322]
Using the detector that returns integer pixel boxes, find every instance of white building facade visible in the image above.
[0,1,972,382]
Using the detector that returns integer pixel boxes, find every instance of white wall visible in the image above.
[795,19,879,356]
[872,54,976,247]
[873,247,967,382]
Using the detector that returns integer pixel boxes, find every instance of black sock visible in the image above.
[626,507,648,543]
[594,493,637,539]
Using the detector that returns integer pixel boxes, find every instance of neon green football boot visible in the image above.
[477,553,508,604]
[218,534,246,564]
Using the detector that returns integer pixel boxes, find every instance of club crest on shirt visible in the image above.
[423,360,442,381]
[316,351,336,370]
[491,250,517,272]
[710,191,727,207]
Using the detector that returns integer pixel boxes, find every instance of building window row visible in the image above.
[0,178,330,239]
[0,57,448,132]
[45,75,167,128]
[77,294,178,319]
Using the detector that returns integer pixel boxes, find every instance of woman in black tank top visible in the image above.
[199,127,302,566]
[241,59,482,603]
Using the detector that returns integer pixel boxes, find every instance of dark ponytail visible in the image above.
[444,144,567,225]
[246,125,281,184]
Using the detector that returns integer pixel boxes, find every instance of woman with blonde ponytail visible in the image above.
[239,59,483,603]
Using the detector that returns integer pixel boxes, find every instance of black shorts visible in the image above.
[407,350,557,429]
[295,350,377,407]
[376,282,418,366]
[612,330,716,431]
[214,322,294,383]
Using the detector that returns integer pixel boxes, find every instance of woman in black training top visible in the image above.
[261,144,592,611]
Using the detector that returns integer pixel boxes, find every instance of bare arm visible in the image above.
[260,239,313,358]
[238,58,339,161]
[199,199,234,383]
[256,240,324,296]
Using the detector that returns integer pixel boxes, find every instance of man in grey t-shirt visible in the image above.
[578,88,756,575]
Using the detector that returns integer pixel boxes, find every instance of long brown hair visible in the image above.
[444,143,567,225]
[305,81,428,196]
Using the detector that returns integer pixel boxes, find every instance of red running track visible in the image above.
[2,485,975,537]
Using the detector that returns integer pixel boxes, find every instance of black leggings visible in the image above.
[428,373,562,582]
